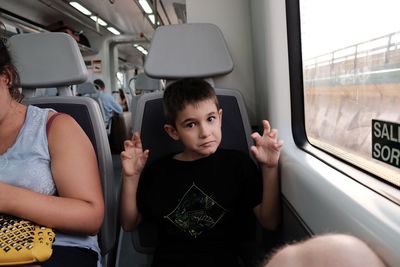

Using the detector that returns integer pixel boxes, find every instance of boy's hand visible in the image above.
[250,120,283,168]
[121,132,149,177]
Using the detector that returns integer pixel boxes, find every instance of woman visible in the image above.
[0,23,104,266]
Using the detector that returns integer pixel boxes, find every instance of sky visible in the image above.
[300,0,400,59]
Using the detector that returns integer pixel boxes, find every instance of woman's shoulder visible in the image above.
[46,112,79,133]
[27,105,74,125]
[46,111,90,150]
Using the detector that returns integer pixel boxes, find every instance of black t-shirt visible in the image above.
[137,148,262,267]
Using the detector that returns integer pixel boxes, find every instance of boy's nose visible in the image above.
[199,123,211,138]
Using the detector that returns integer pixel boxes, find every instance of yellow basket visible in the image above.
[0,215,55,265]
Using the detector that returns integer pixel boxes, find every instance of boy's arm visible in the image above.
[120,133,149,232]
[250,120,283,230]
[253,165,280,230]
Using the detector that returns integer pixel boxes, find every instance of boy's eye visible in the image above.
[208,116,216,122]
[185,122,196,128]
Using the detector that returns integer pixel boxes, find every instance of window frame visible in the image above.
[285,0,400,205]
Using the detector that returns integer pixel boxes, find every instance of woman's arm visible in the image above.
[0,114,104,235]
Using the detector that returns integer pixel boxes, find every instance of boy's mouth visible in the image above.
[200,141,216,147]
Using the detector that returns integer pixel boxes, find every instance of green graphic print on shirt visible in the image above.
[164,183,228,238]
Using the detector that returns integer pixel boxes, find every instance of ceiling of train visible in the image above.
[0,0,186,70]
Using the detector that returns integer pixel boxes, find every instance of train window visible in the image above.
[117,71,125,88]
[299,0,400,186]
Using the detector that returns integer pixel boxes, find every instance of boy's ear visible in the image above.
[164,124,180,141]
[219,108,223,119]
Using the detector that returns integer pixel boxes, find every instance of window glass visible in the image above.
[300,0,400,186]
[117,71,124,88]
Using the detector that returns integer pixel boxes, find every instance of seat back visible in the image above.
[76,81,99,96]
[23,98,117,256]
[76,82,108,128]
[9,32,118,267]
[130,73,161,119]
[135,73,161,91]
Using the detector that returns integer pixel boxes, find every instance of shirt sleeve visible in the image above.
[108,94,123,114]
[137,165,151,217]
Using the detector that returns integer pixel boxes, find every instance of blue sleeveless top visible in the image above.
[0,105,101,259]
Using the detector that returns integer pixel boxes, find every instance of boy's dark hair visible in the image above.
[163,78,219,126]
[93,79,105,90]
[0,21,22,102]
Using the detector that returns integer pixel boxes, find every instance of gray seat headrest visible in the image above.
[135,73,160,92]
[9,32,87,88]
[145,23,233,79]
[76,82,99,95]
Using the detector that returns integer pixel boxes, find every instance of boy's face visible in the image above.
[164,98,222,161]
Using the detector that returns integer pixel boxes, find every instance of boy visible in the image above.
[120,78,283,267]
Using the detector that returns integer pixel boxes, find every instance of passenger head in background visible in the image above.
[93,78,105,91]
[59,26,80,43]
[0,21,22,102]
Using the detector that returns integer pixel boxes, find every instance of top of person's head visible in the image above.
[163,78,219,126]
[0,21,22,102]
[93,79,105,90]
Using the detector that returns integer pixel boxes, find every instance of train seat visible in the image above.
[76,81,108,131]
[76,81,100,97]
[130,73,161,116]
[75,82,130,153]
[142,23,253,161]
[76,81,106,111]
[122,23,257,266]
[9,32,118,267]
